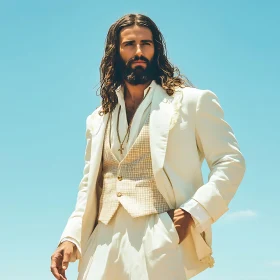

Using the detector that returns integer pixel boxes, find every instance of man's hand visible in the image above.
[50,241,76,280]
[167,208,193,244]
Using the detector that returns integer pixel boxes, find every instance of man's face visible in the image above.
[118,25,155,85]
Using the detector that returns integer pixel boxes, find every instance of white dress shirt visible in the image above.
[61,81,212,255]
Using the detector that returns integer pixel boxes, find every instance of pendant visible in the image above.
[118,144,124,154]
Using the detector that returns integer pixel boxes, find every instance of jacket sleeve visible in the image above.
[60,237,81,261]
[58,113,94,255]
[184,90,246,223]
[180,199,212,233]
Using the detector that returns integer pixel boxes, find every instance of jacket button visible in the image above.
[117,192,122,197]
[117,175,123,181]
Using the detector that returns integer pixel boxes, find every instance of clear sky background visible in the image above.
[0,1,279,279]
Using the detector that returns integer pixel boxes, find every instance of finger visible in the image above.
[56,265,67,280]
[58,270,67,280]
[61,271,67,280]
[62,248,72,270]
[50,261,61,280]
[60,271,67,280]
[174,208,186,220]
[175,222,188,243]
[50,252,63,279]
[50,265,60,280]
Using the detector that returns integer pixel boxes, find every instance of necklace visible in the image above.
[116,106,130,154]
[115,86,151,155]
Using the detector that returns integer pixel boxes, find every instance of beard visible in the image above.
[119,55,156,85]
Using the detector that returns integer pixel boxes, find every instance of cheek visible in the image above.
[146,47,155,60]
[120,49,132,63]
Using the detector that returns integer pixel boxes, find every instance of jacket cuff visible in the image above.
[60,237,81,260]
[180,199,213,233]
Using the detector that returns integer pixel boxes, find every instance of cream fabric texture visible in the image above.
[77,205,185,280]
[60,81,211,252]
[98,111,170,224]
[59,83,246,279]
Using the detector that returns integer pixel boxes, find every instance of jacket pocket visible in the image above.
[161,211,180,245]
[82,224,99,258]
[78,224,99,274]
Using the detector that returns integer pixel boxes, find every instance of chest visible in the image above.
[125,99,142,125]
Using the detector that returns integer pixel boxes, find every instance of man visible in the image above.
[51,14,246,280]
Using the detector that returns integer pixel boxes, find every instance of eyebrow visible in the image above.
[122,39,153,45]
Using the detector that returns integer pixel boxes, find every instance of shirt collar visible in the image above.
[115,80,157,104]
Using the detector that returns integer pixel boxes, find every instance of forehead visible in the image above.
[119,25,153,42]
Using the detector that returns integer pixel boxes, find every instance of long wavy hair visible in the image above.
[99,14,194,115]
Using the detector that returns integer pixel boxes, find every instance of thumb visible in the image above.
[62,249,72,270]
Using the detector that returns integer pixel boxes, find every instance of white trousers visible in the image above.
[77,205,187,280]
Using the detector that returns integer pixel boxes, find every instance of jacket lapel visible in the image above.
[86,84,183,207]
[150,85,183,173]
[150,85,183,208]
[87,111,109,196]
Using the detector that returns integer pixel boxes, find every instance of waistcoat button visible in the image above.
[117,192,122,197]
[117,175,123,181]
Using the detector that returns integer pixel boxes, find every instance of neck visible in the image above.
[124,80,152,103]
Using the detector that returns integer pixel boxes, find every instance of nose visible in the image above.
[135,44,143,56]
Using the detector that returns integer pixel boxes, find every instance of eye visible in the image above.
[125,42,133,46]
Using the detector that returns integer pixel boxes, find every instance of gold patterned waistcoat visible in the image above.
[97,112,170,224]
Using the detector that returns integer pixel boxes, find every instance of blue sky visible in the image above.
[0,1,279,279]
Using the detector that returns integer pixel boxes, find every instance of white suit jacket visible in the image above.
[60,84,246,278]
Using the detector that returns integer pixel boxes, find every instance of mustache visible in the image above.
[126,55,150,67]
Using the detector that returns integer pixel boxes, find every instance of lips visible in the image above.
[132,60,147,64]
